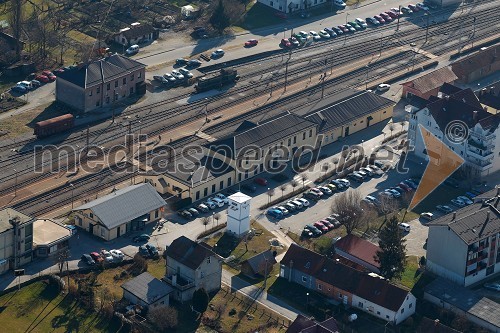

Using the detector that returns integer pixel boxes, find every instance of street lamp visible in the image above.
[267,187,271,204]
[204,98,209,123]
[70,183,74,209]
[306,292,310,310]
[13,168,17,197]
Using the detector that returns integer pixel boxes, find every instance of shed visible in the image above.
[240,250,276,279]
[33,219,72,258]
[181,5,199,18]
[121,272,173,308]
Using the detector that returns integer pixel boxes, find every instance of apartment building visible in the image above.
[56,54,146,112]
[407,83,500,178]
[280,244,416,324]
[426,187,500,287]
[0,208,35,274]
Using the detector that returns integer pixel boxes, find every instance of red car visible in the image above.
[386,11,398,19]
[374,15,385,24]
[321,219,335,230]
[280,38,292,48]
[245,39,258,47]
[398,182,412,192]
[254,177,268,186]
[338,25,349,33]
[53,68,65,76]
[42,70,56,81]
[35,74,49,83]
[90,252,104,263]
[408,4,419,12]
[314,221,329,233]
[380,13,393,22]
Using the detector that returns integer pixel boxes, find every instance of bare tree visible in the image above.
[266,188,275,204]
[332,157,339,173]
[213,213,221,227]
[279,184,288,198]
[400,121,405,133]
[378,195,399,223]
[301,174,309,189]
[388,123,395,137]
[322,162,330,175]
[148,306,178,330]
[290,179,298,192]
[331,190,370,234]
[54,249,70,276]
[201,216,211,231]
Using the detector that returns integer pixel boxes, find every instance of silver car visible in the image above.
[179,68,193,78]
[171,69,184,80]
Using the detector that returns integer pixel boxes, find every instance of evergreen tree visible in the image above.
[375,215,407,280]
[210,0,230,32]
[192,288,209,313]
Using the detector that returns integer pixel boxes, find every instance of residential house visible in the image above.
[424,277,500,332]
[240,250,277,279]
[0,208,34,274]
[0,31,25,52]
[257,0,329,14]
[401,66,458,99]
[114,23,158,46]
[165,236,222,302]
[451,44,500,84]
[32,219,72,258]
[73,183,166,241]
[56,54,146,112]
[304,90,395,145]
[477,83,500,113]
[333,234,381,273]
[407,84,500,178]
[426,187,500,287]
[121,272,173,309]
[286,314,339,333]
[280,244,416,325]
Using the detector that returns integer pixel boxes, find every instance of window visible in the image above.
[24,241,32,251]
[317,284,322,290]
[155,210,159,219]
[138,72,142,78]
[270,1,274,6]
[88,90,92,96]
[96,101,100,107]
[101,229,105,237]
[90,213,94,219]
[106,96,110,104]
[302,276,307,283]
[97,87,100,94]
[115,81,118,88]
[78,218,82,226]
[212,184,216,193]
[201,271,205,278]
[131,74,134,81]
[204,188,208,197]
[207,257,211,264]
[107,83,110,90]
[386,315,390,319]
[401,308,405,314]
[409,303,413,309]
[25,224,33,237]
[130,87,134,94]
[303,132,306,140]
[293,136,297,144]
[220,180,224,190]
[228,177,232,186]
[309,129,313,137]
[123,77,127,85]
[377,311,381,315]
[196,191,200,200]
[358,302,363,308]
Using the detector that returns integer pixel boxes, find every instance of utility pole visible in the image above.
[284,50,291,92]
[379,33,383,56]
[13,168,17,197]
[471,16,476,48]
[425,13,430,43]
[321,59,327,99]
[365,65,370,90]
[396,5,401,31]
[70,183,74,209]
[330,49,334,74]
[86,127,90,150]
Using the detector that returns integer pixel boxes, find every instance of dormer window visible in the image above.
[207,257,211,264]
[305,262,310,269]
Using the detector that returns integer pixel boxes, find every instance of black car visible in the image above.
[332,26,343,35]
[305,224,322,237]
[133,234,151,243]
[178,210,192,219]
[187,59,202,68]
[146,244,159,257]
[138,245,150,257]
[176,58,188,66]
[305,191,320,200]
[188,208,200,216]
[241,184,257,193]
[81,254,95,265]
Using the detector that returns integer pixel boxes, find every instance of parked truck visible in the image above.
[195,68,239,93]
[34,114,74,138]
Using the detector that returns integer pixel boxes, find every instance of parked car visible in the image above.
[344,24,356,33]
[215,193,229,204]
[211,49,225,58]
[178,68,193,78]
[398,182,412,192]
[309,31,321,41]
[81,254,95,265]
[146,244,159,257]
[242,183,257,193]
[176,58,188,66]
[187,59,202,67]
[484,283,500,292]
[245,39,258,47]
[280,38,292,48]
[420,212,434,221]
[296,198,310,207]
[302,228,313,238]
[267,208,283,219]
[325,216,341,228]
[321,220,335,230]
[310,188,324,197]
[457,196,473,205]
[101,250,114,263]
[451,198,466,207]
[11,85,27,93]
[17,81,32,90]
[284,202,296,212]
[348,172,364,182]
[197,203,210,213]
[133,234,150,242]
[377,83,391,91]
[333,0,346,8]
[401,6,413,14]
[314,221,329,233]
[385,11,398,19]
[436,205,453,214]
[138,245,150,257]
[326,184,337,192]
[332,26,344,35]
[380,12,393,22]
[90,252,104,263]
[171,69,185,80]
[163,73,177,83]
[203,201,217,210]
[408,4,419,12]
[41,70,56,81]
[367,17,380,25]
[416,2,430,11]
[355,18,368,28]
[374,15,386,24]
[178,210,193,219]
[110,249,124,261]
[30,79,41,88]
[209,197,225,207]
[125,44,139,55]
[348,21,362,31]
[254,177,268,186]
[318,30,331,39]
[305,224,323,237]
[290,199,303,209]
[153,75,169,84]
[465,191,477,199]
[289,37,300,47]
[187,207,200,216]
[324,27,337,37]
[403,179,418,189]
[398,223,411,232]
[319,186,332,195]
[276,206,289,215]
[305,191,320,200]
[364,195,381,206]
[386,189,402,198]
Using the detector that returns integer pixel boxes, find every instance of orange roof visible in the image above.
[334,234,380,268]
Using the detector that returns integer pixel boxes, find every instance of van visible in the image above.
[17,81,32,90]
[125,44,139,55]
[398,223,411,232]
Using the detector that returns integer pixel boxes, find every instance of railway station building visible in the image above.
[56,54,146,112]
[73,183,166,241]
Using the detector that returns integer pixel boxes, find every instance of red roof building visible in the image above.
[334,234,381,273]
[401,66,457,100]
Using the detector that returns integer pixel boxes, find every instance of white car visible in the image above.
[101,250,114,263]
[377,83,391,91]
[203,200,217,209]
[355,18,368,28]
[319,186,332,195]
[211,49,225,58]
[178,68,193,78]
[110,249,124,261]
[416,2,430,11]
[215,193,229,204]
[451,198,466,207]
[457,196,473,205]
[309,31,321,41]
[171,70,184,80]
[125,44,139,55]
[420,212,434,221]
[163,73,176,82]
[333,0,346,8]
[17,81,32,90]
[209,197,224,207]
[276,206,289,215]
[289,200,303,209]
[296,198,310,207]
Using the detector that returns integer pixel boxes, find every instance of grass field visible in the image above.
[398,255,423,289]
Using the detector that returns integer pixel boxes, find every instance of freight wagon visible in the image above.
[34,114,75,138]
[195,68,239,92]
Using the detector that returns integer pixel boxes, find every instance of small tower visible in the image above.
[226,192,252,237]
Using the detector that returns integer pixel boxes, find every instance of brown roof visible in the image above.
[241,250,277,275]
[402,67,457,94]
[119,24,156,39]
[334,234,380,268]
[287,315,339,333]
[451,44,500,78]
[166,236,216,270]
[281,244,411,312]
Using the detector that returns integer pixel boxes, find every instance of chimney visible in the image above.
[289,260,293,282]
[452,212,457,220]
[434,319,440,326]
[473,110,478,122]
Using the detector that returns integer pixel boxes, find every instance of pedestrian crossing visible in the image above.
[292,174,313,187]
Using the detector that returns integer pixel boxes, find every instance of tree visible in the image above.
[388,123,395,137]
[322,163,330,175]
[213,213,221,227]
[378,195,399,223]
[290,179,298,192]
[375,216,407,280]
[332,157,339,173]
[192,288,209,313]
[202,216,211,231]
[331,190,370,235]
[148,306,178,330]
[54,249,70,275]
[400,121,405,133]
[266,188,275,204]
[279,184,287,198]
[210,0,230,32]
[301,174,308,189]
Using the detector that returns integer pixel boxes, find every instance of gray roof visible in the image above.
[0,208,33,234]
[428,188,500,244]
[74,183,165,230]
[305,91,395,133]
[166,236,216,270]
[57,54,145,89]
[119,24,156,39]
[242,250,277,275]
[425,277,500,330]
[121,272,173,305]
[208,113,317,158]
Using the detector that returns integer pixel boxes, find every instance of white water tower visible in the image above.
[226,192,251,237]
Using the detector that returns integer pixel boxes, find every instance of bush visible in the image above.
[197,222,227,239]
[129,254,148,276]
[192,288,210,313]
[148,306,178,330]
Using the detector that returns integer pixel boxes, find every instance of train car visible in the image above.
[195,68,239,93]
[34,114,75,138]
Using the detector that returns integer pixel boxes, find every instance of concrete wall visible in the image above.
[123,290,170,308]
[56,79,85,110]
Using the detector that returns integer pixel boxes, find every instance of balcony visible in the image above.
[467,158,493,170]
[164,274,195,291]
[467,148,494,161]
[470,130,496,141]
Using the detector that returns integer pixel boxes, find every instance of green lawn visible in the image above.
[0,281,121,333]
[398,255,423,289]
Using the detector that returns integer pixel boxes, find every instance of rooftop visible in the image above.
[118,23,155,39]
[242,250,277,275]
[451,45,500,79]
[424,277,500,330]
[166,236,216,270]
[334,234,380,269]
[33,219,72,247]
[428,187,500,244]
[74,183,165,230]
[402,66,458,94]
[0,208,33,234]
[228,192,252,204]
[121,272,173,305]
[286,314,339,333]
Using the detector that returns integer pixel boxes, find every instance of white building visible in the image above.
[226,192,251,237]
[257,0,328,14]
[426,188,500,287]
[407,84,500,178]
